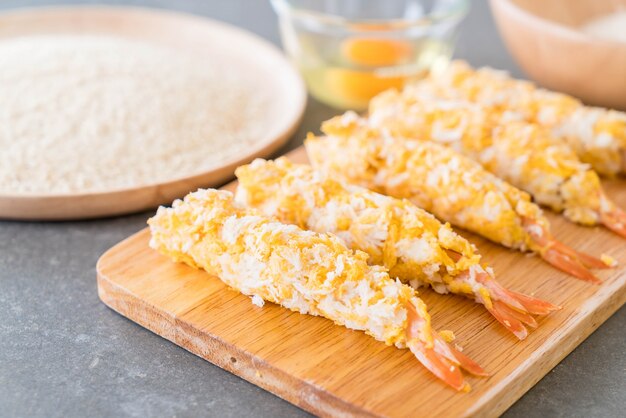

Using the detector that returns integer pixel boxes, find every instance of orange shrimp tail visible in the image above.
[542,247,602,284]
[409,341,466,391]
[574,251,613,270]
[600,205,626,239]
[473,271,560,339]
[522,218,602,283]
[406,303,487,390]
[486,301,530,340]
[433,335,489,377]
[549,240,611,270]
[507,290,562,316]
[499,301,538,327]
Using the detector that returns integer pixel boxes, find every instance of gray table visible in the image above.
[0,1,624,417]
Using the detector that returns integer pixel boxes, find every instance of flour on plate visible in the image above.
[0,35,271,194]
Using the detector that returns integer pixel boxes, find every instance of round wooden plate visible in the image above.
[0,6,306,220]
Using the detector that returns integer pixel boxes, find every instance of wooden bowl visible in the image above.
[0,6,306,220]
[489,0,626,110]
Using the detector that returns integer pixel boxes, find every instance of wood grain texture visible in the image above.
[0,6,305,220]
[97,147,626,417]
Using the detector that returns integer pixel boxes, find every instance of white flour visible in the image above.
[0,35,271,194]
[580,11,626,43]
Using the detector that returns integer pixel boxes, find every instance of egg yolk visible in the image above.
[341,38,413,67]
[325,68,405,108]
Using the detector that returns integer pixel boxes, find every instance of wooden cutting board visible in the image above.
[97,147,626,417]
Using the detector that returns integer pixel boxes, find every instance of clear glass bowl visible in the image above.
[271,0,469,110]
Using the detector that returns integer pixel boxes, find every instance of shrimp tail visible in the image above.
[461,269,560,339]
[600,203,626,239]
[548,239,612,270]
[481,277,561,316]
[522,217,602,284]
[485,301,531,340]
[507,290,562,316]
[433,335,489,377]
[542,246,602,284]
[406,302,487,390]
[409,340,467,391]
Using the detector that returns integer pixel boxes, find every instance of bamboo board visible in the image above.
[97,147,626,417]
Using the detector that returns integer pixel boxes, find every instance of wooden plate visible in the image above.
[0,6,306,220]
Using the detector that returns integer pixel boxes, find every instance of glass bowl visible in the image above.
[270,0,469,110]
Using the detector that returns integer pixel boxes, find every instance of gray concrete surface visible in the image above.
[0,1,624,417]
